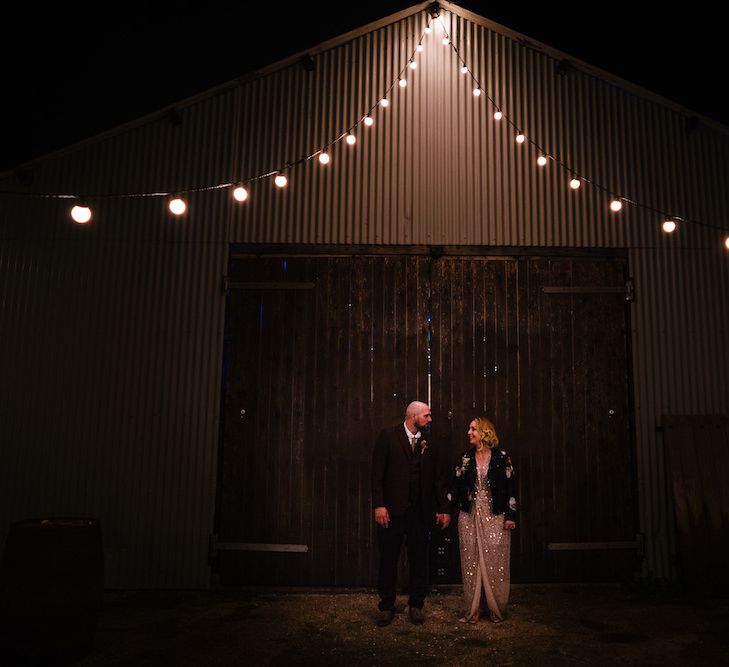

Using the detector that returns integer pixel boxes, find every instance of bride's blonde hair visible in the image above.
[473,416,499,449]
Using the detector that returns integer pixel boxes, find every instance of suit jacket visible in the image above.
[371,424,450,522]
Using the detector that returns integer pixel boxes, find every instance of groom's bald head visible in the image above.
[405,401,432,430]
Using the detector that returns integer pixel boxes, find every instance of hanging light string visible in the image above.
[0,8,727,248]
[241,19,434,180]
[0,181,232,200]
[438,15,728,241]
[0,18,435,216]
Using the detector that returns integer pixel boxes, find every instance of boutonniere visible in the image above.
[420,439,428,455]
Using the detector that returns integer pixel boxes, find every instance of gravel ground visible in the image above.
[24,584,729,665]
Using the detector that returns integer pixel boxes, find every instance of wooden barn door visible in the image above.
[217,250,637,585]
[430,256,637,582]
[217,254,431,585]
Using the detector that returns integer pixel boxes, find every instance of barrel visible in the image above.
[0,518,104,662]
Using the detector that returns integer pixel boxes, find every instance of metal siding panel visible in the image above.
[1,129,230,589]
[629,246,729,579]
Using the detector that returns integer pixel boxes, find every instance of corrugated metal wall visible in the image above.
[1,1,727,585]
[0,91,239,588]
[629,246,729,577]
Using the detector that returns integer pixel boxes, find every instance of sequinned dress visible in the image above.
[457,456,511,622]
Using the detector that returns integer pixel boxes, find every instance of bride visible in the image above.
[451,416,517,623]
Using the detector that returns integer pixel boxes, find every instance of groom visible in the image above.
[371,401,451,626]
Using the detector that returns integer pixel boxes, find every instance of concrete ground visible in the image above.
[61,585,729,665]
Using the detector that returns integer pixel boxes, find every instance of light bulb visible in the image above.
[169,198,186,215]
[425,26,432,34]
[516,134,525,144]
[319,152,330,165]
[473,88,481,97]
[724,236,729,250]
[380,98,389,108]
[409,61,417,70]
[662,219,676,233]
[70,204,92,224]
[364,116,374,127]
[494,111,503,121]
[537,156,548,166]
[416,44,424,52]
[274,175,287,188]
[442,37,449,45]
[460,66,468,74]
[399,78,407,88]
[569,178,581,190]
[610,199,623,212]
[346,134,356,145]
[233,186,248,202]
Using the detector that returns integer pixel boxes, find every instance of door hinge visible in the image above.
[625,277,635,303]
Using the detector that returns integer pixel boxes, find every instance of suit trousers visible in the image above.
[377,506,429,611]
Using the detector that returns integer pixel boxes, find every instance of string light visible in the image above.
[3,11,725,250]
[70,204,92,224]
[725,236,729,250]
[436,15,727,250]
[169,198,186,215]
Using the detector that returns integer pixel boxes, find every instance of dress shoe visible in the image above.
[376,609,395,626]
[409,606,425,625]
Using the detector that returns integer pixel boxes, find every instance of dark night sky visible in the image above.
[1,2,722,174]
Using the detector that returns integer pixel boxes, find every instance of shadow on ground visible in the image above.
[66,585,729,665]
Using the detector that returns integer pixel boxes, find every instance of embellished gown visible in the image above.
[458,457,511,622]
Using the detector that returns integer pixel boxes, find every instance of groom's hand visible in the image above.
[374,507,390,528]
[435,513,451,529]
